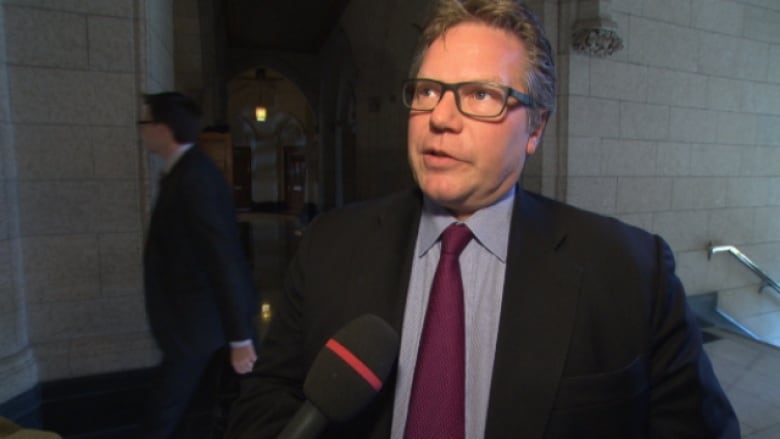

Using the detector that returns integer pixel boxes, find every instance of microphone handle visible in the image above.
[276,400,329,439]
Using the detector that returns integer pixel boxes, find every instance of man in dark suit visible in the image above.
[226,1,739,437]
[140,92,258,438]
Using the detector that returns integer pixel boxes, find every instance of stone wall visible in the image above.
[0,0,38,406]
[560,0,780,341]
[0,0,164,393]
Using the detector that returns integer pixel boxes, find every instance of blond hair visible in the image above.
[410,0,555,130]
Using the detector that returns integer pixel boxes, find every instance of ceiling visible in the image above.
[225,0,351,53]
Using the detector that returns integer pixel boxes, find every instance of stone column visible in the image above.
[0,0,38,406]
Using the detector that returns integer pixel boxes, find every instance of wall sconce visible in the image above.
[255,105,267,122]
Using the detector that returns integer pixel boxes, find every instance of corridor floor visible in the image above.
[704,327,780,438]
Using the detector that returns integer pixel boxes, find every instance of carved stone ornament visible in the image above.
[572,22,624,57]
[571,0,624,57]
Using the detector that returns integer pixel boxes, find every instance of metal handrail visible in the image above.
[707,243,780,295]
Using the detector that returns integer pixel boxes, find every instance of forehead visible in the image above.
[419,21,528,86]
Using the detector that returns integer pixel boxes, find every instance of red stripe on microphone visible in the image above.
[325,338,383,392]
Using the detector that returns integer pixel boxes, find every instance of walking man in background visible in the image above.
[140,92,258,438]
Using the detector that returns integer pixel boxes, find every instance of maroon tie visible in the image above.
[405,223,473,439]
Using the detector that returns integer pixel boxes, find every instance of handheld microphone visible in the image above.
[276,314,400,439]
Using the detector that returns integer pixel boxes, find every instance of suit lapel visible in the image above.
[340,189,422,336]
[484,190,583,438]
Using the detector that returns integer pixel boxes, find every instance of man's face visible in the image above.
[407,22,545,219]
[138,105,168,156]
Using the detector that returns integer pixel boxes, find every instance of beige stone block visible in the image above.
[88,16,134,72]
[18,181,99,235]
[756,115,780,146]
[95,296,149,334]
[28,300,105,343]
[754,207,780,242]
[656,142,692,176]
[589,59,647,102]
[146,0,175,53]
[741,146,780,176]
[146,39,175,91]
[565,176,617,214]
[10,67,136,125]
[672,177,728,209]
[698,32,768,80]
[98,232,142,297]
[653,210,710,252]
[615,176,673,213]
[645,67,708,108]
[743,5,780,44]
[642,0,691,26]
[0,348,37,403]
[769,177,780,206]
[569,96,620,138]
[5,6,87,68]
[564,54,590,96]
[742,82,780,116]
[22,235,99,304]
[91,126,139,179]
[0,67,10,123]
[34,340,71,381]
[615,212,653,233]
[4,1,135,17]
[692,0,744,35]
[86,72,137,125]
[611,0,643,15]
[674,249,710,294]
[601,139,657,176]
[707,77,744,113]
[13,124,93,179]
[96,180,141,233]
[0,310,20,355]
[619,102,669,141]
[0,241,20,316]
[0,183,8,240]
[629,16,698,72]
[726,178,770,207]
[2,186,20,240]
[68,332,159,377]
[769,45,780,85]
[689,144,742,176]
[567,136,602,177]
[0,124,13,180]
[669,108,720,143]
[708,207,757,246]
[735,39,771,82]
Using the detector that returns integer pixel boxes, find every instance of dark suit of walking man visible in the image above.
[226,1,739,437]
[140,92,258,438]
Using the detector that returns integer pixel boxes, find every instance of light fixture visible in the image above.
[255,105,267,122]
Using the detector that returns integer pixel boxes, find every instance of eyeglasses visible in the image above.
[137,120,155,125]
[402,78,534,118]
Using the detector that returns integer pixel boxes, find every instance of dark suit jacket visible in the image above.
[227,187,739,438]
[144,147,256,358]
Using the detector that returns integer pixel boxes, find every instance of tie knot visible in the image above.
[440,223,473,256]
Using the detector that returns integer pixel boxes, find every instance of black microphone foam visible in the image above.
[303,314,400,423]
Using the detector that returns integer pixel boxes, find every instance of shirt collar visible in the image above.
[164,143,194,174]
[418,186,516,262]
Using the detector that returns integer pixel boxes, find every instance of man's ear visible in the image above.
[525,117,547,155]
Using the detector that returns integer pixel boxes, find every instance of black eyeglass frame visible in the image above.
[402,78,535,118]
[136,120,156,125]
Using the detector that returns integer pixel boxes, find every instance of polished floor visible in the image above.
[703,327,780,438]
